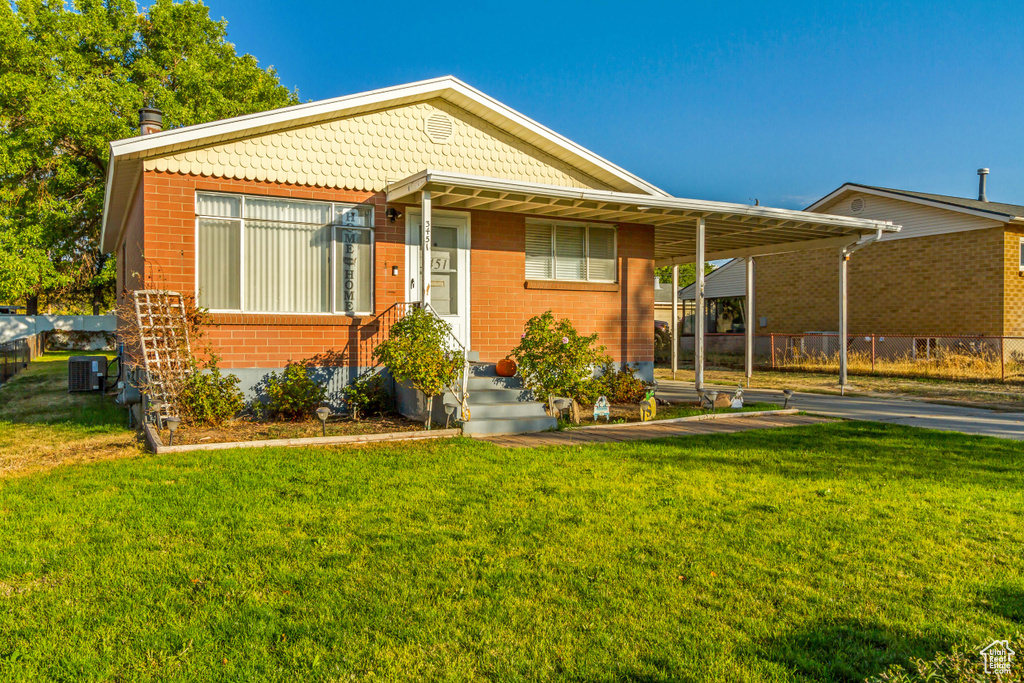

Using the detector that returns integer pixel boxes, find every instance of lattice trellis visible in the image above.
[132,290,192,417]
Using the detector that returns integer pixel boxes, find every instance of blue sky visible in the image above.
[202,0,1024,209]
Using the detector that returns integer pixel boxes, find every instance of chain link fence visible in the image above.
[766,333,1024,382]
[675,332,1024,383]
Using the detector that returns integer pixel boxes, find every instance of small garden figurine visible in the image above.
[593,396,610,422]
[639,390,657,422]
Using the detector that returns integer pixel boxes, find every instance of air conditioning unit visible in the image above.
[69,356,106,392]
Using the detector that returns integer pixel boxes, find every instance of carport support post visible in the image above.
[695,216,706,392]
[421,189,432,306]
[744,256,754,387]
[839,248,849,395]
[671,264,679,380]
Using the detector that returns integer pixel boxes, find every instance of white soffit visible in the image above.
[385,170,900,264]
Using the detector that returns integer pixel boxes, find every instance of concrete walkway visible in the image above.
[657,380,1024,441]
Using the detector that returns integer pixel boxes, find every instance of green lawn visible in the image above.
[1,421,1022,681]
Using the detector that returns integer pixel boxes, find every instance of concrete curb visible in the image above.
[143,422,461,454]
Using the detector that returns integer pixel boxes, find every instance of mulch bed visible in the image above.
[157,414,423,446]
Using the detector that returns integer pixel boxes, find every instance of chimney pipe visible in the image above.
[977,168,989,202]
[139,107,163,135]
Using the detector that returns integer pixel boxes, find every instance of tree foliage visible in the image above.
[653,262,716,291]
[373,307,464,400]
[0,0,298,311]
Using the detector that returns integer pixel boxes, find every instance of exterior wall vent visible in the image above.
[425,113,453,143]
[850,197,865,214]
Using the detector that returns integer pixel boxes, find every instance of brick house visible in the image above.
[101,77,894,430]
[754,181,1024,338]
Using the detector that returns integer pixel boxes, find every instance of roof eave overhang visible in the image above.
[100,76,672,253]
[810,183,1021,223]
[386,170,900,267]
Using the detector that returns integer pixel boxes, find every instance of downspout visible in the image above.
[838,228,886,394]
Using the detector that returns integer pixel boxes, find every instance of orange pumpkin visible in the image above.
[496,358,517,377]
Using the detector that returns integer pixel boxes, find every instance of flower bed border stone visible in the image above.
[143,422,461,454]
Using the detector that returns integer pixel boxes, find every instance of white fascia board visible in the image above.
[809,183,1020,222]
[656,235,864,267]
[106,76,667,197]
[389,170,900,234]
[100,147,117,251]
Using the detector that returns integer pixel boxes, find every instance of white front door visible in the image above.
[406,211,471,349]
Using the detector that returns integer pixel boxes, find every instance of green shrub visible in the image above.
[178,355,244,426]
[581,363,650,405]
[511,310,610,402]
[867,636,1021,682]
[264,361,327,420]
[372,306,464,400]
[341,370,391,419]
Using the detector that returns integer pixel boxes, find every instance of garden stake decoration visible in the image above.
[731,386,744,408]
[639,390,657,422]
[593,396,611,422]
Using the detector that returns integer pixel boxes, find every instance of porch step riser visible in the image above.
[462,416,557,437]
[467,376,525,391]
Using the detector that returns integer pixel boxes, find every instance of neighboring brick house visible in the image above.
[100,76,894,426]
[755,182,1024,337]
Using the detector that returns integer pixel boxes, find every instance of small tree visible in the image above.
[372,307,464,428]
[511,310,610,402]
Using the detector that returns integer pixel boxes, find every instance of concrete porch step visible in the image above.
[466,400,549,420]
[462,415,557,437]
[467,374,525,391]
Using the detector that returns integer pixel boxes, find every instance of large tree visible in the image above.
[0,0,298,313]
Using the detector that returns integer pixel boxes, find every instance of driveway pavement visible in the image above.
[656,380,1024,441]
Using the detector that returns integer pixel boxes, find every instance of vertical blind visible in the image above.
[196,192,373,314]
[197,218,240,310]
[245,221,330,313]
[524,222,617,282]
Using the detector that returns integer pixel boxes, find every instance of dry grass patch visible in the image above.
[0,352,139,478]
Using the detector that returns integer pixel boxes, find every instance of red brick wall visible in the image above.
[469,209,653,365]
[130,170,654,370]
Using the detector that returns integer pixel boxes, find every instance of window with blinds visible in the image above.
[524,222,617,282]
[196,192,374,314]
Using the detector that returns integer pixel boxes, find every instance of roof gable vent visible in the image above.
[425,112,453,143]
[850,197,865,214]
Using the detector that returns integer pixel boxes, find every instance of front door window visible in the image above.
[430,226,458,315]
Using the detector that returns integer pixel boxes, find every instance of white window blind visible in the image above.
[245,221,330,313]
[197,218,240,310]
[554,225,587,280]
[525,224,553,279]
[525,222,617,282]
[588,227,616,281]
[195,192,374,314]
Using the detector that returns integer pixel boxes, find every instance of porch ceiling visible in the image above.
[386,170,901,265]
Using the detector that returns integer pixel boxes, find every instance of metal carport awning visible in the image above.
[386,170,901,393]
